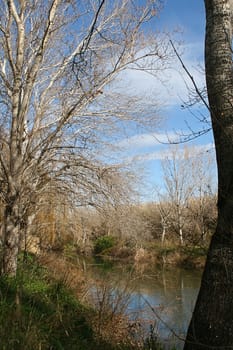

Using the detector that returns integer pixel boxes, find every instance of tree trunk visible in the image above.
[184,0,233,348]
[1,201,21,276]
[179,227,184,245]
[161,225,166,244]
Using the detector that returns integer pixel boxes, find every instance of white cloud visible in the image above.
[117,131,180,149]
[115,41,205,107]
[132,142,215,162]
[111,40,213,174]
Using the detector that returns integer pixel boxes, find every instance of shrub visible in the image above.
[94,236,116,255]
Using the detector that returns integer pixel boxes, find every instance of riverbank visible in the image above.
[151,244,207,269]
[0,253,165,350]
[90,239,208,270]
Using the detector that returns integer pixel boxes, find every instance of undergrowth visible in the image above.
[0,254,95,350]
[0,253,164,350]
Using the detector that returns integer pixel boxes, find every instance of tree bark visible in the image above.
[184,0,233,348]
[2,200,21,276]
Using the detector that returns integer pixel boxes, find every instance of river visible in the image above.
[85,259,202,349]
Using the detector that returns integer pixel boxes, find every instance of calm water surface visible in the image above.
[86,260,202,350]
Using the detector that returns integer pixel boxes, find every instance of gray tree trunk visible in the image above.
[2,201,22,276]
[184,0,233,348]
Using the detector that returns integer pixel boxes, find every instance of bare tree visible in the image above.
[185,151,216,244]
[157,199,171,244]
[158,146,195,245]
[157,146,216,246]
[0,0,171,275]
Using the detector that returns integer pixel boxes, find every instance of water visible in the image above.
[85,260,202,349]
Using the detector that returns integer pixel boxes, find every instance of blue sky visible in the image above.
[112,0,216,200]
[157,0,205,42]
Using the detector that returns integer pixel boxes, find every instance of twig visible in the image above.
[169,40,210,113]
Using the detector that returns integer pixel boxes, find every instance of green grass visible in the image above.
[0,255,95,350]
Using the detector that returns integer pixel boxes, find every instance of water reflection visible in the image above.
[86,260,202,349]
[128,268,201,349]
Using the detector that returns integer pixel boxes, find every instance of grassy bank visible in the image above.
[0,253,164,350]
[0,255,94,350]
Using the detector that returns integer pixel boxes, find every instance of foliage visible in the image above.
[94,235,116,255]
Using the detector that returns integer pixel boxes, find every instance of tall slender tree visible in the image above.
[184,0,233,348]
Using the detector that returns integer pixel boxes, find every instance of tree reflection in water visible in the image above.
[87,261,202,349]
